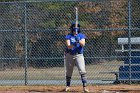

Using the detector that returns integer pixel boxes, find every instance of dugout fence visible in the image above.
[0,0,140,85]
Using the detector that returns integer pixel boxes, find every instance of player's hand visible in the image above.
[73,42,77,46]
[75,36,80,42]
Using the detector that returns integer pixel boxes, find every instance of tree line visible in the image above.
[0,0,140,68]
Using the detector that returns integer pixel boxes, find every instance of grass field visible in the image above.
[0,60,123,80]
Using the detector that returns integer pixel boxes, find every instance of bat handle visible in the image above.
[75,28,78,34]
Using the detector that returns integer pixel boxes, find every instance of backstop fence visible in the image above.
[0,0,140,85]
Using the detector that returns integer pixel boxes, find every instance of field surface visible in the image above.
[0,84,139,93]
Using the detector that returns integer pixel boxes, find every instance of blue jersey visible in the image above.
[65,33,86,55]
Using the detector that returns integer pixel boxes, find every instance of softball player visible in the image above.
[64,22,89,92]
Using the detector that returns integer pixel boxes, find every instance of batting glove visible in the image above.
[75,36,80,42]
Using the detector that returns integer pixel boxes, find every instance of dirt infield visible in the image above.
[0,84,139,93]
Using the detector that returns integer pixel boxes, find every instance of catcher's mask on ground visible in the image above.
[70,22,80,34]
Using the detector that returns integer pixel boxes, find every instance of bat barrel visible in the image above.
[75,7,78,33]
[75,7,78,21]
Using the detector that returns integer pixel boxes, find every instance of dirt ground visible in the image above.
[0,84,139,93]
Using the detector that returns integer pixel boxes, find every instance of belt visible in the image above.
[66,49,82,55]
[70,52,82,55]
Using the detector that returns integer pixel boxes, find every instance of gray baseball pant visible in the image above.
[65,53,86,77]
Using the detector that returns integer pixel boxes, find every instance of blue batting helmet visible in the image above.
[70,22,80,33]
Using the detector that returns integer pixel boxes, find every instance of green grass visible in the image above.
[0,60,123,80]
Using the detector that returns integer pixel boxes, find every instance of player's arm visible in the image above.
[79,38,85,47]
[66,39,74,49]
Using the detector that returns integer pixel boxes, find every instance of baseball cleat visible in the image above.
[65,86,70,92]
[83,87,90,93]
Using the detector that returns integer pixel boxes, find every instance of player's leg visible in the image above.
[65,53,75,91]
[75,54,89,92]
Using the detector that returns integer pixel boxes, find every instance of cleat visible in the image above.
[65,86,70,92]
[83,87,90,93]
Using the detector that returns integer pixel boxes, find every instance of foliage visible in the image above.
[0,0,140,68]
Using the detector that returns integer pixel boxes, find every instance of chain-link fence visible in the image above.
[0,0,140,85]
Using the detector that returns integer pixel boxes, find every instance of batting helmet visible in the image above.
[70,22,80,33]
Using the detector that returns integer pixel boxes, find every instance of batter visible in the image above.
[64,22,89,92]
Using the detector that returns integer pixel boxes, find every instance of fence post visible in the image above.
[128,0,132,85]
[24,2,28,85]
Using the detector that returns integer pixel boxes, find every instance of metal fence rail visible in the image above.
[0,0,140,85]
